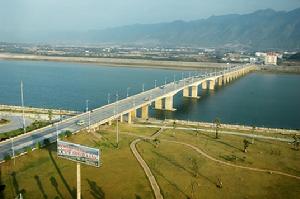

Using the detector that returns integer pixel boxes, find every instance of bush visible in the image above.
[35,142,41,149]
[59,132,65,139]
[4,154,11,161]
[43,138,50,146]
[26,147,32,153]
[65,130,72,137]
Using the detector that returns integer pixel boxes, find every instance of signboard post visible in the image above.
[57,140,100,199]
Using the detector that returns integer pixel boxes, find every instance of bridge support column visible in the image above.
[141,105,149,119]
[108,120,112,125]
[165,96,175,111]
[120,115,123,123]
[209,80,215,90]
[202,81,208,90]
[155,99,163,109]
[218,77,223,86]
[191,86,199,98]
[127,112,132,124]
[183,87,189,97]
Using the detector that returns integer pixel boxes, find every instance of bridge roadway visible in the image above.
[0,64,255,161]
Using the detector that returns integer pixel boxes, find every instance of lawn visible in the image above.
[0,125,155,199]
[137,140,300,199]
[0,123,299,199]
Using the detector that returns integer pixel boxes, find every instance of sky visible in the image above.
[0,0,299,33]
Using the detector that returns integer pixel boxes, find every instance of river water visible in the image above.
[0,60,299,129]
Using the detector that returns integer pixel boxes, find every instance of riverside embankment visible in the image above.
[0,53,234,70]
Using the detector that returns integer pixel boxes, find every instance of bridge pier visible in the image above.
[191,86,199,98]
[209,80,215,90]
[202,81,208,90]
[183,87,189,97]
[127,112,132,124]
[165,96,175,111]
[154,99,163,109]
[141,105,149,119]
[218,77,223,86]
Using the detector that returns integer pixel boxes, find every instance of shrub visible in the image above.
[4,154,11,161]
[65,130,72,137]
[43,138,50,146]
[35,142,41,149]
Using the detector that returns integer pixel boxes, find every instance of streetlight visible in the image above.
[20,81,26,134]
[127,87,130,98]
[107,93,110,104]
[11,137,15,166]
[86,100,91,132]
[154,80,157,88]
[173,74,176,83]
[181,72,184,80]
[164,77,167,86]
[142,84,145,92]
[115,92,119,147]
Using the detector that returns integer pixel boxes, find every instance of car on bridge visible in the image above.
[76,120,85,126]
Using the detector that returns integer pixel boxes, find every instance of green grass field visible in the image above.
[0,123,299,199]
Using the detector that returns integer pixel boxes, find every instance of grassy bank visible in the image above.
[1,123,299,198]
[0,121,51,141]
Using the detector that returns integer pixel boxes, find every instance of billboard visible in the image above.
[57,140,100,167]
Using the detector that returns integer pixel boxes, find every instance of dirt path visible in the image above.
[129,128,164,199]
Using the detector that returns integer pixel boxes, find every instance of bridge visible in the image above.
[0,64,256,161]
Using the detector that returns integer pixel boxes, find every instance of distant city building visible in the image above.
[265,52,278,65]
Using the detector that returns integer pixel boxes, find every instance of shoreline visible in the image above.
[0,53,233,71]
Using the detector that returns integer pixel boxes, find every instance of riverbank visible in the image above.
[0,52,234,70]
[259,65,300,74]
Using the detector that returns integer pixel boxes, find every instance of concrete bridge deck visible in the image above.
[0,64,256,161]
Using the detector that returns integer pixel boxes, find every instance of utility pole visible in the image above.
[11,137,15,166]
[86,100,90,132]
[20,81,26,134]
[116,92,119,148]
[56,123,59,142]
[77,162,81,199]
[127,87,130,98]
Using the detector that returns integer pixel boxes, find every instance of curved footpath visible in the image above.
[163,139,300,180]
[130,127,165,199]
[130,139,163,199]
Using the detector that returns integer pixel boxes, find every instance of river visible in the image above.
[0,60,299,129]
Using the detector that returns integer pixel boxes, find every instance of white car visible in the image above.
[76,120,85,126]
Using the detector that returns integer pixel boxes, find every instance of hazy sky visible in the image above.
[1,0,300,32]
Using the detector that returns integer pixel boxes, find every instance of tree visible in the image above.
[251,125,256,144]
[65,130,72,137]
[213,118,221,139]
[243,139,251,153]
[191,158,199,177]
[48,110,53,122]
[43,138,50,146]
[292,135,299,151]
[172,121,176,136]
[153,138,160,148]
[4,154,11,161]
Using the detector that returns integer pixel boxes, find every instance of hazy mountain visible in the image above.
[88,8,300,50]
[1,8,299,50]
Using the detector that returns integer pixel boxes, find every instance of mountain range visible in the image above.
[87,8,300,50]
[1,8,300,50]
